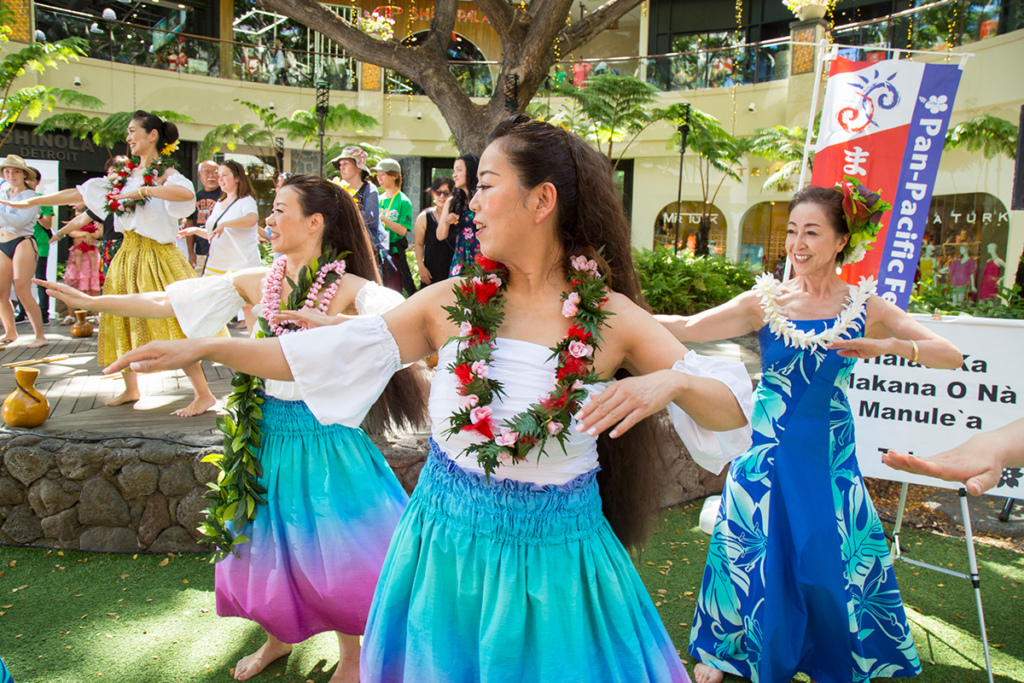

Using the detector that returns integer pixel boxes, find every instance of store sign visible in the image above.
[852,315,1024,497]
[0,126,110,169]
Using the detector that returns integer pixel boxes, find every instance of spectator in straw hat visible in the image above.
[332,146,386,266]
[0,155,47,347]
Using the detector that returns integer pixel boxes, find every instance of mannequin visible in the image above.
[978,242,1005,300]
[916,244,937,293]
[948,245,976,304]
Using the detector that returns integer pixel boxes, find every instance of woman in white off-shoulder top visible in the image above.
[108,117,754,683]
[5,111,222,417]
[39,175,429,683]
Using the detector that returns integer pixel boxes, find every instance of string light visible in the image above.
[907,0,915,61]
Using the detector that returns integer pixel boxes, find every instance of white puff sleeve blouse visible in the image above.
[78,171,196,244]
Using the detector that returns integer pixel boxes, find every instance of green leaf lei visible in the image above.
[200,247,349,561]
[441,254,613,480]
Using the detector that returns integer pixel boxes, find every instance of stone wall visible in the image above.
[1,423,727,554]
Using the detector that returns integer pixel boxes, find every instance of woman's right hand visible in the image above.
[104,339,204,375]
[33,279,95,310]
[177,226,199,238]
[417,261,432,286]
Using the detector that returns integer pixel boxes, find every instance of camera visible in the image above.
[416,113,422,121]
[748,103,756,113]
[73,76,82,87]
[268,101,275,111]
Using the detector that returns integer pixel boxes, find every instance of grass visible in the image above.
[1,501,1023,682]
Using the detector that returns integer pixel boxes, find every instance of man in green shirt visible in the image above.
[374,158,416,295]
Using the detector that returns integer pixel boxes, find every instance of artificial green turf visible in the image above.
[1,501,1022,682]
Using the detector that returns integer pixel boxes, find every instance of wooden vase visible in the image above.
[70,311,94,338]
[2,367,49,428]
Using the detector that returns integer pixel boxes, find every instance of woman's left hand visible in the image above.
[269,309,351,329]
[826,337,896,359]
[104,339,204,375]
[577,370,680,438]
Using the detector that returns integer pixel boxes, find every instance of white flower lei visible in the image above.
[754,273,876,349]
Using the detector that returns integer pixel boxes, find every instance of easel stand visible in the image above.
[890,483,994,683]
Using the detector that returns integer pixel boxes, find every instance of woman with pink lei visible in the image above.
[106,115,755,683]
[39,175,427,683]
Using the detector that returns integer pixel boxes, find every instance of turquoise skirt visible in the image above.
[215,396,408,643]
[360,440,690,682]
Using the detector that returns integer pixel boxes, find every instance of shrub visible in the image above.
[634,246,756,315]
[908,278,1024,320]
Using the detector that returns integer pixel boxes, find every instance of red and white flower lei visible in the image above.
[443,253,611,478]
[104,156,173,217]
[261,255,346,337]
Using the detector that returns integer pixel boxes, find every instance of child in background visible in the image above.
[60,208,101,324]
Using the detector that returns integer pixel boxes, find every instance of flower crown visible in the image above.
[161,140,179,156]
[835,175,891,267]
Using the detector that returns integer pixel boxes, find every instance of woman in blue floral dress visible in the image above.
[658,183,963,683]
[436,153,479,276]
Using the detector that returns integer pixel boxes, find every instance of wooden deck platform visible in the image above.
[0,321,240,435]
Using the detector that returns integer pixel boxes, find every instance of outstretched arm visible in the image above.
[656,290,763,343]
[883,418,1024,496]
[0,187,83,209]
[105,337,293,380]
[35,279,173,318]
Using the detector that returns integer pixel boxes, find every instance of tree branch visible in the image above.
[258,0,416,74]
[429,0,460,50]
[561,0,646,53]
[474,0,518,38]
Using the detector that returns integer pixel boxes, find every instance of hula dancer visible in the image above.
[38,175,429,683]
[107,116,755,682]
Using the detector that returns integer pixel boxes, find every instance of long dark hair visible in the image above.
[486,114,671,550]
[789,185,849,262]
[282,175,429,432]
[219,160,255,201]
[131,110,179,151]
[448,153,478,220]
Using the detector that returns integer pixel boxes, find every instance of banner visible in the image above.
[811,57,963,309]
[851,315,1023,498]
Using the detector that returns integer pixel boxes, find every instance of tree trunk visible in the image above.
[259,0,645,156]
[695,215,711,257]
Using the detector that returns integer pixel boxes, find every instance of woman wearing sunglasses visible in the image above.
[413,175,456,288]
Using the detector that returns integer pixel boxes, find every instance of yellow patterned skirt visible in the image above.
[98,231,228,367]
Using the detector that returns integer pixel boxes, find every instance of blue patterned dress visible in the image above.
[689,285,921,683]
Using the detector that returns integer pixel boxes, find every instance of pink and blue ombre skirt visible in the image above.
[215,396,408,643]
[360,441,691,683]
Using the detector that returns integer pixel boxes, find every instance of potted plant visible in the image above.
[784,0,830,21]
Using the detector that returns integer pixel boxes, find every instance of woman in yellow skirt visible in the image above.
[6,111,225,416]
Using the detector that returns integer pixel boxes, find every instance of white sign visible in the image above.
[851,314,1023,498]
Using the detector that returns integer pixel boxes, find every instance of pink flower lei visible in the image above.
[260,255,346,337]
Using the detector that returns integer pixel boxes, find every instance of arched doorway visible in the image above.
[386,31,493,98]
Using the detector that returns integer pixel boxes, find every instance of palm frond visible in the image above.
[944,113,1017,161]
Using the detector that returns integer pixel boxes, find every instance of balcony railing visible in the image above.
[34,4,359,91]
[33,0,1022,99]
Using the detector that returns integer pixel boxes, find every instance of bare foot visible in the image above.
[328,656,360,683]
[234,639,293,681]
[1,335,16,344]
[173,393,217,417]
[27,337,49,349]
[105,389,141,407]
[694,663,724,683]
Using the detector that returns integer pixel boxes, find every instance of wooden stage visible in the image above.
[0,321,239,435]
